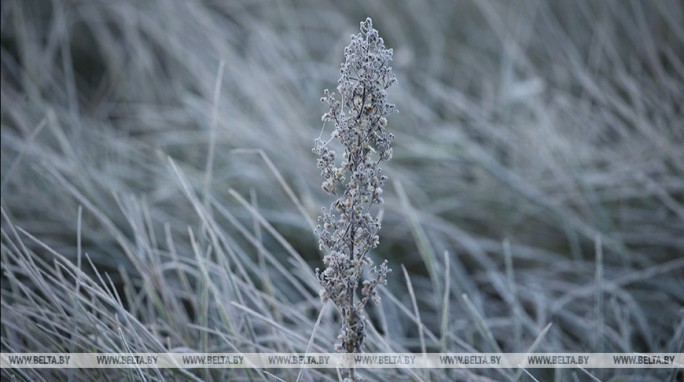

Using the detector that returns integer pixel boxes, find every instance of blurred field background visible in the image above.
[1,0,683,381]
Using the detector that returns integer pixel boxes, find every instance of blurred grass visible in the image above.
[2,0,683,381]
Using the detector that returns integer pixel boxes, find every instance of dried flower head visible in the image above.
[313,17,396,357]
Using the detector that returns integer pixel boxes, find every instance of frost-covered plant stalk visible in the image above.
[314,17,396,359]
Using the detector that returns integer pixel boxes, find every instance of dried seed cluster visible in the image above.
[313,17,396,354]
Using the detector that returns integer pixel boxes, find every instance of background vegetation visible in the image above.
[2,0,683,381]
